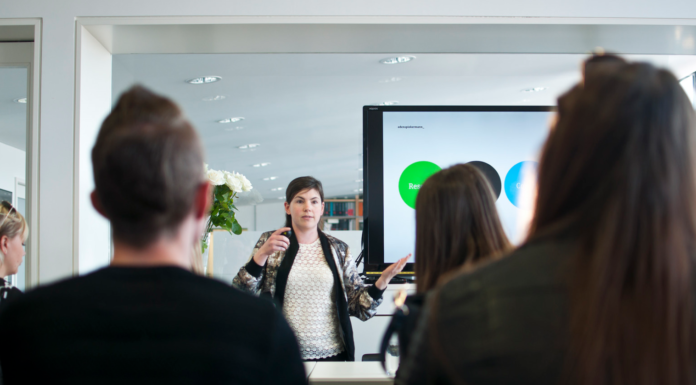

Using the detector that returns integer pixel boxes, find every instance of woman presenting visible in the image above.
[234,176,408,361]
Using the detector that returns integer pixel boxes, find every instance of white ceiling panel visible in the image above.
[111,53,696,203]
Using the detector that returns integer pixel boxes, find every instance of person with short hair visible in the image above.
[234,176,409,362]
[0,201,27,306]
[399,57,696,385]
[0,86,306,384]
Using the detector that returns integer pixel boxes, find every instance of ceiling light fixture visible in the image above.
[521,87,546,93]
[238,143,260,149]
[263,176,278,181]
[354,188,364,192]
[355,179,363,183]
[203,95,226,101]
[218,117,245,124]
[187,76,221,84]
[252,163,271,168]
[379,56,416,65]
[278,196,286,200]
[13,98,26,104]
[271,187,284,191]
[379,77,402,83]
[357,168,363,171]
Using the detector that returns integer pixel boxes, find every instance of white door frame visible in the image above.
[0,19,42,288]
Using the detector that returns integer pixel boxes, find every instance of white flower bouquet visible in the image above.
[202,164,253,252]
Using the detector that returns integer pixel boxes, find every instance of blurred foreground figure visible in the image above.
[399,56,696,385]
[0,86,305,385]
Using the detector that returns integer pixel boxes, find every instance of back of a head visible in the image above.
[92,85,204,248]
[531,58,696,385]
[414,163,511,293]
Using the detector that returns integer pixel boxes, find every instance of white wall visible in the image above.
[255,201,287,232]
[76,28,112,275]
[2,1,696,286]
[0,141,25,200]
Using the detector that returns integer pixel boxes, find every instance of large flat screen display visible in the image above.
[363,106,554,272]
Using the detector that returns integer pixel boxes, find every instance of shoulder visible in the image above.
[324,232,349,254]
[254,231,274,247]
[437,237,575,307]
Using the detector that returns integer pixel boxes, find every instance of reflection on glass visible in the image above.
[0,66,28,291]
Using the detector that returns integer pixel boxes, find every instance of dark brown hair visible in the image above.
[92,85,205,248]
[414,164,512,293]
[529,59,696,385]
[284,176,324,228]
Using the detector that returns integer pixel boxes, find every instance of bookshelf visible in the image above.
[322,194,363,231]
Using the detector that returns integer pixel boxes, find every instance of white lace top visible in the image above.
[283,239,344,360]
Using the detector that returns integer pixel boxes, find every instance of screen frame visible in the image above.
[362,105,556,273]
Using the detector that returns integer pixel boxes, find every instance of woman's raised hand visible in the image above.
[252,227,291,266]
[375,254,411,290]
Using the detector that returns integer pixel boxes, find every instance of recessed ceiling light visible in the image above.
[238,143,260,149]
[271,187,284,191]
[218,117,245,124]
[187,76,221,84]
[252,163,271,168]
[263,176,278,181]
[355,179,363,183]
[278,196,286,200]
[13,98,26,104]
[379,56,416,65]
[354,188,364,192]
[357,168,363,171]
[379,77,402,83]
[521,87,546,93]
[203,95,226,101]
[224,126,244,131]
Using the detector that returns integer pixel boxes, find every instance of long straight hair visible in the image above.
[529,61,696,385]
[415,164,512,293]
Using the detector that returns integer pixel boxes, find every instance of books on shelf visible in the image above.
[323,201,357,217]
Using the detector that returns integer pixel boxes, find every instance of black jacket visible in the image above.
[0,278,22,309]
[0,266,306,385]
[398,236,574,385]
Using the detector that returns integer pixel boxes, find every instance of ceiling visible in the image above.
[0,67,27,151]
[110,53,696,203]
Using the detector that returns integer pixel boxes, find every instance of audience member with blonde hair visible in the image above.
[0,201,27,306]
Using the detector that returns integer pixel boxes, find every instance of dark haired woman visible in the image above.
[399,57,696,385]
[383,164,512,365]
[234,176,409,362]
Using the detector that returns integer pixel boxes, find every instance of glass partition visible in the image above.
[0,66,28,291]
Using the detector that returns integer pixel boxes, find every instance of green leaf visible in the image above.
[231,221,243,235]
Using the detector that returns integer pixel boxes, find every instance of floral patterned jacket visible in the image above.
[232,230,384,322]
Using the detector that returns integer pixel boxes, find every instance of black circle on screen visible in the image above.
[467,161,502,200]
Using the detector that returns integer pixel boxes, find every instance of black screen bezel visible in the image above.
[362,105,555,273]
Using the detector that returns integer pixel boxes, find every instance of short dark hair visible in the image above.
[284,177,324,228]
[91,85,204,248]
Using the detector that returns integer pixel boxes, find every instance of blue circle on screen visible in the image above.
[504,161,537,207]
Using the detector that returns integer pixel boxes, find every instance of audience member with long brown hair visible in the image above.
[399,56,696,385]
[383,163,512,366]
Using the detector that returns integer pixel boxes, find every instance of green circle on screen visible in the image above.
[398,161,442,209]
